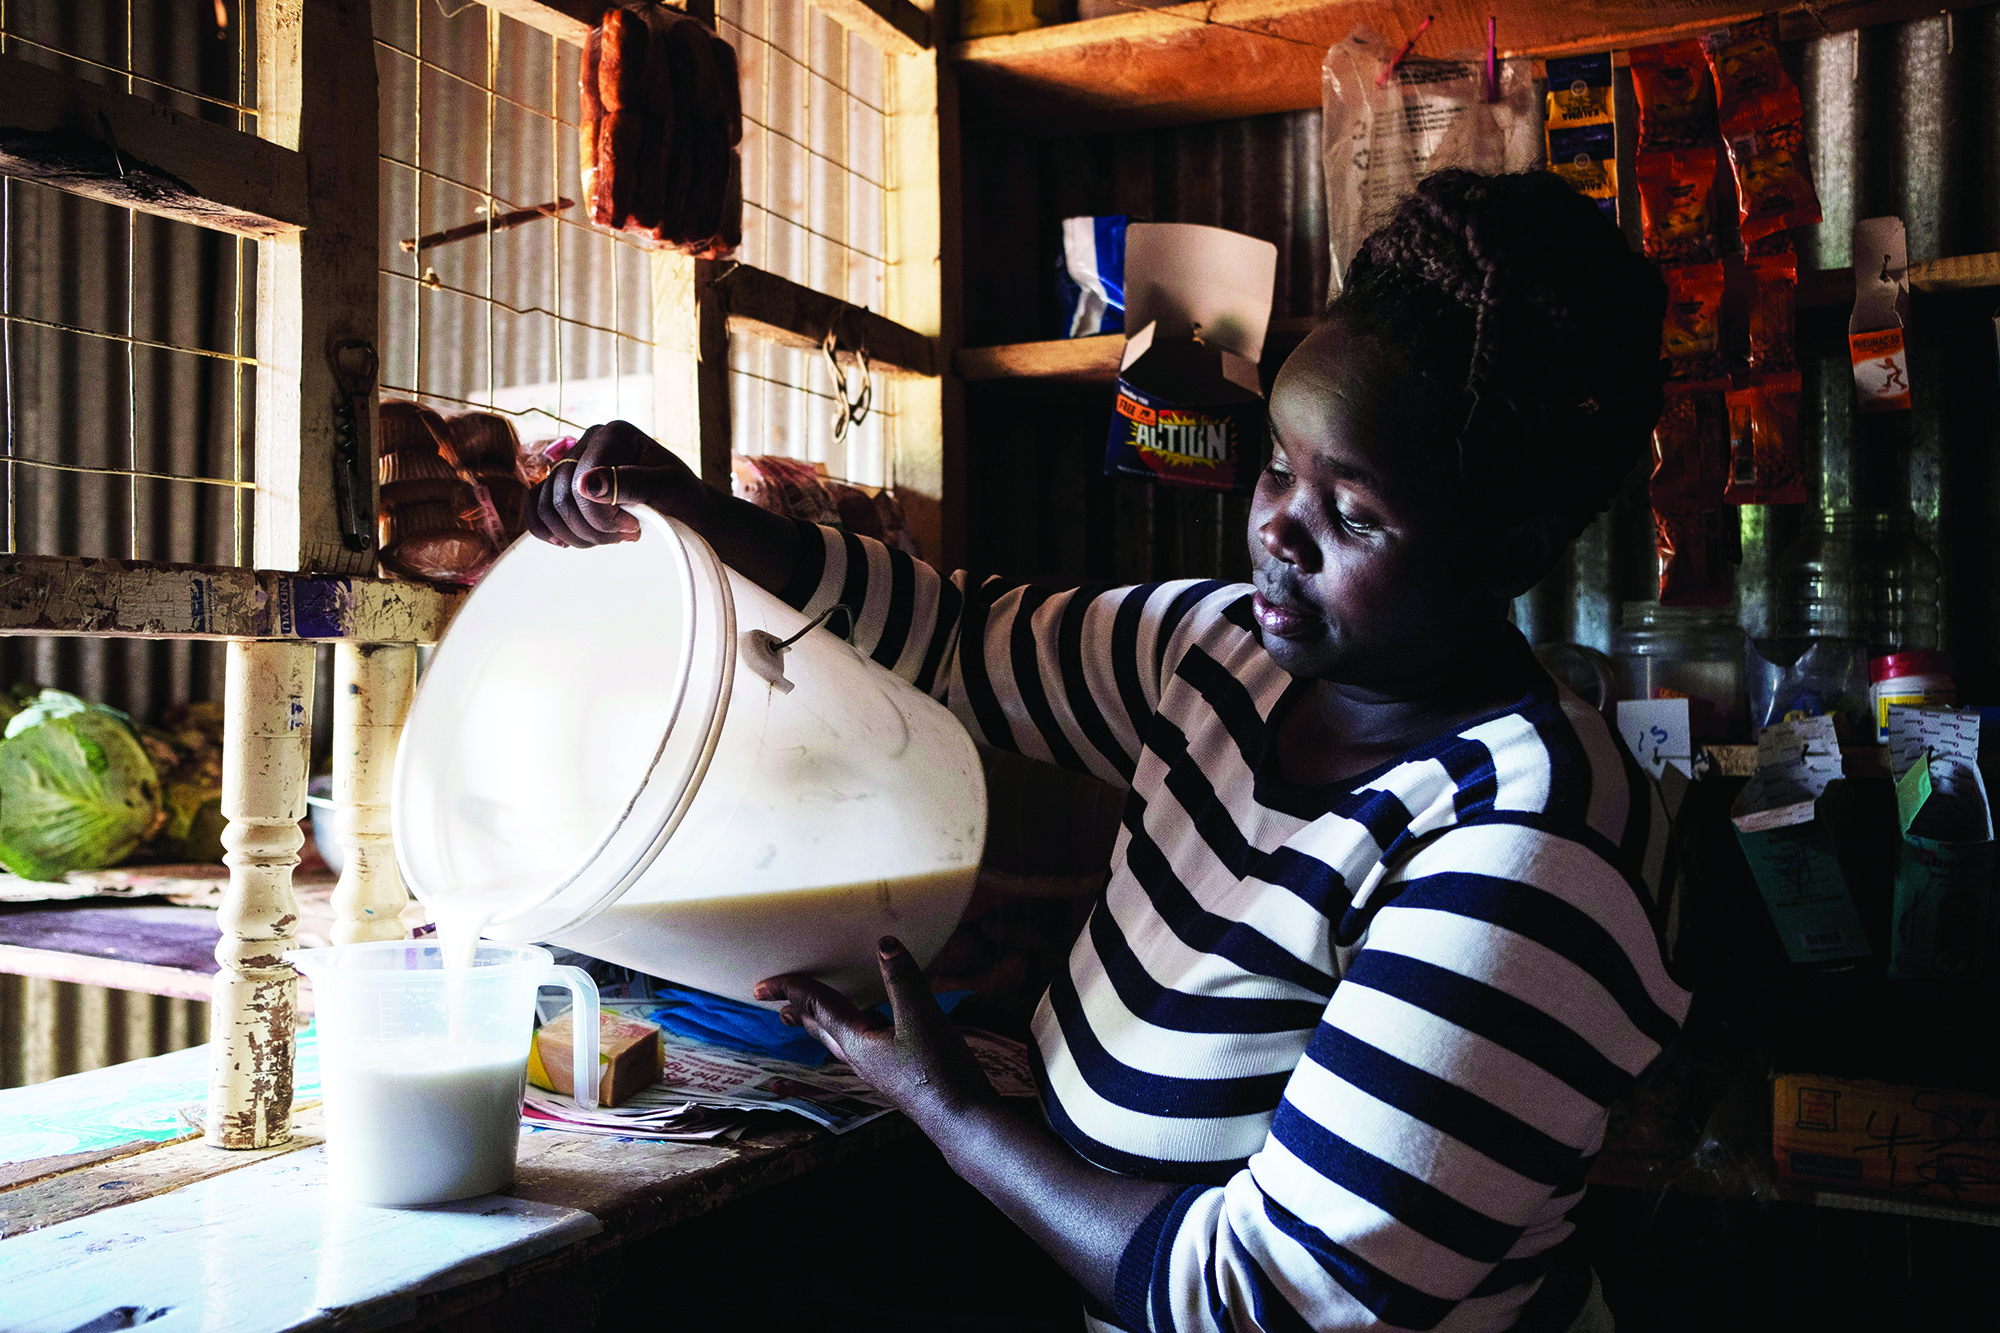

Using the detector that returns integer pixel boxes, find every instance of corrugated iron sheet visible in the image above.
[0,974,208,1090]
[964,9,2000,704]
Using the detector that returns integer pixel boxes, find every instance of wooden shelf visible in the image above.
[1701,743,1889,779]
[956,318,1316,384]
[951,0,1992,134]
[957,333,1123,383]
[0,554,461,643]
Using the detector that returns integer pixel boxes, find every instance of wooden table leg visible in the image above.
[331,642,417,944]
[206,639,315,1150]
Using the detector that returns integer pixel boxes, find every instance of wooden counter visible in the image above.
[0,1040,924,1331]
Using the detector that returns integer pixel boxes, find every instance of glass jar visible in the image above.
[1611,602,1749,742]
[1773,508,1942,655]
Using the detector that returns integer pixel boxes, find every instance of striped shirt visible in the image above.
[778,522,1690,1333]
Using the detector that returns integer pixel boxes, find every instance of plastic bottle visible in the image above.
[1868,650,1955,743]
[1773,508,1942,655]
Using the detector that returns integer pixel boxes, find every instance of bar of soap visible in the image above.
[527,1010,664,1107]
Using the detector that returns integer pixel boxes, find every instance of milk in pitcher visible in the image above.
[320,1038,527,1206]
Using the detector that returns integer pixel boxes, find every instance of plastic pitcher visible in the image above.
[290,940,599,1207]
[391,508,986,1004]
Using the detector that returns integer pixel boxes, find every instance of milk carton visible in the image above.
[1730,714,1872,965]
[1886,706,1994,979]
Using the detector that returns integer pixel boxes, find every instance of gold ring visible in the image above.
[607,470,619,506]
[553,455,580,468]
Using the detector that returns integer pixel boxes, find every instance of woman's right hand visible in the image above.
[526,419,710,548]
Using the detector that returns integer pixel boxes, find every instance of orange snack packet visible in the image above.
[1723,371,1806,506]
[1745,246,1798,372]
[1631,40,1716,152]
[1702,18,1801,135]
[1726,117,1822,243]
[1662,262,1728,383]
[1637,148,1720,265]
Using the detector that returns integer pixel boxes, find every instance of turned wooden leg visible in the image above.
[330,642,416,944]
[206,639,314,1150]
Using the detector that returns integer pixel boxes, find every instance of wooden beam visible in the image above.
[255,0,381,576]
[812,0,932,56]
[0,53,306,239]
[0,943,217,1005]
[957,334,1121,383]
[950,0,1995,134]
[1798,252,2000,310]
[0,554,461,643]
[474,0,609,45]
[720,263,937,378]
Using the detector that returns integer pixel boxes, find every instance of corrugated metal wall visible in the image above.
[960,7,2000,706]
[0,0,250,1087]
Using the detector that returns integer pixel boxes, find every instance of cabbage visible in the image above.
[0,690,163,880]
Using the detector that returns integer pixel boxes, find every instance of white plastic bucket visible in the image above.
[392,509,986,1003]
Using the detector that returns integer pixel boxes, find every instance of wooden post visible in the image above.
[255,0,381,575]
[206,640,315,1150]
[885,1,964,567]
[330,643,417,945]
[650,252,734,492]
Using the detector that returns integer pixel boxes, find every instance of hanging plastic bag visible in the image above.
[1321,28,1543,296]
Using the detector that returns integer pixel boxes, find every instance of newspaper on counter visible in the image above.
[523,1006,1039,1140]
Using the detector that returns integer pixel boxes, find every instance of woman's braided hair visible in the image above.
[1328,169,1668,547]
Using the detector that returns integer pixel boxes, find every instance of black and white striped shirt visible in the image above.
[779,522,1689,1333]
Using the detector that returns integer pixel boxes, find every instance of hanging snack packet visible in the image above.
[1654,500,1737,606]
[1545,52,1617,222]
[1723,371,1806,505]
[1726,117,1821,243]
[1548,122,1618,221]
[1662,263,1727,383]
[1651,387,1728,499]
[1651,387,1732,606]
[1637,148,1720,264]
[1702,19,1797,136]
[1631,40,1716,151]
[1745,245,1798,372]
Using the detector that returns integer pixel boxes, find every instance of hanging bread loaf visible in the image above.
[378,401,496,584]
[377,402,535,586]
[579,2,741,256]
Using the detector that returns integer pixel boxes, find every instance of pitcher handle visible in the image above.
[542,964,602,1111]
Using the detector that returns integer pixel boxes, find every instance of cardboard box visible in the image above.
[1887,706,1994,979]
[1104,324,1264,493]
[1730,715,1872,965]
[1774,1072,2000,1209]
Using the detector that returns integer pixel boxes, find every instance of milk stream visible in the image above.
[320,1038,528,1206]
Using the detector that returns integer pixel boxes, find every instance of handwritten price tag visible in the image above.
[1616,698,1692,781]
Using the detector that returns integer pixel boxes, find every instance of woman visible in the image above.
[530,170,1684,1332]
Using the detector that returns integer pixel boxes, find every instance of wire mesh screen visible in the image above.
[376,0,654,445]
[0,1,258,565]
[719,0,891,485]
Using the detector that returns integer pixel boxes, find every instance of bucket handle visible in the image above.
[541,964,602,1111]
[741,603,855,695]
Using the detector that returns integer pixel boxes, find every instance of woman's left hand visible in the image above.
[755,937,996,1122]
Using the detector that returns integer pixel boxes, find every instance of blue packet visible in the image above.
[1057,215,1127,338]
[648,982,972,1066]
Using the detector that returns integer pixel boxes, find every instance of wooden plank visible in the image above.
[0,943,216,1003]
[957,334,1122,383]
[1,1111,319,1240]
[812,0,932,57]
[720,262,937,378]
[1798,253,2000,310]
[884,10,963,566]
[475,0,611,45]
[950,0,1994,133]
[0,54,306,240]
[0,553,460,642]
[254,0,380,576]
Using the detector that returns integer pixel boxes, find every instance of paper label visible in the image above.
[1736,822,1873,964]
[1849,327,1911,412]
[1617,698,1692,780]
